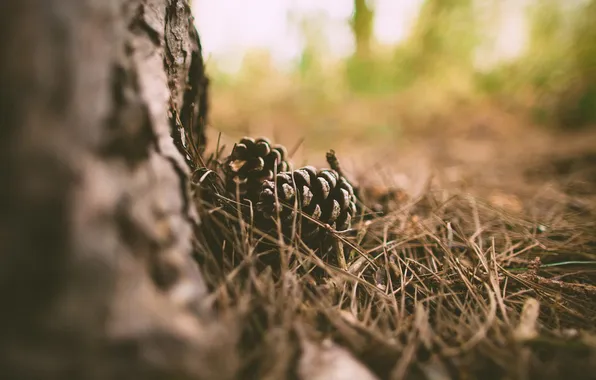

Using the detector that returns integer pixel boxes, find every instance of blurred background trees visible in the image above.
[194,0,596,155]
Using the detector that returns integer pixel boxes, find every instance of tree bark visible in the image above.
[0,1,232,379]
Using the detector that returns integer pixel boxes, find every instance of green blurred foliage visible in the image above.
[346,0,479,94]
[207,0,596,135]
[563,0,596,127]
[475,0,596,128]
[404,0,479,76]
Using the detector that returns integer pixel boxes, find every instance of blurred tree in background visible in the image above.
[346,0,377,92]
[402,0,478,78]
[200,0,596,148]
[476,0,596,128]
[347,0,479,94]
[563,0,596,127]
[351,0,374,59]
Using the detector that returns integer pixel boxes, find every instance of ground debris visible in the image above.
[297,330,380,380]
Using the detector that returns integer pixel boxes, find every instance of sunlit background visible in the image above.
[192,0,596,184]
[194,0,530,73]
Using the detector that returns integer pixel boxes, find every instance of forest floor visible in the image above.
[207,96,596,222]
[197,99,596,379]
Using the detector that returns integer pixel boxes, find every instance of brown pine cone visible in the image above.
[224,137,291,200]
[257,166,357,242]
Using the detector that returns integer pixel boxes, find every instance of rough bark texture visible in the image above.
[0,0,232,379]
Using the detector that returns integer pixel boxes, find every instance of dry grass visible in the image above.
[184,128,596,379]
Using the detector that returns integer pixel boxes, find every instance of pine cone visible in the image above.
[257,166,357,241]
[224,137,291,200]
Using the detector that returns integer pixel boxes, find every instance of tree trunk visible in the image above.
[351,0,374,59]
[0,0,233,379]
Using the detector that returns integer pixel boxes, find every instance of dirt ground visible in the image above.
[207,101,596,219]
